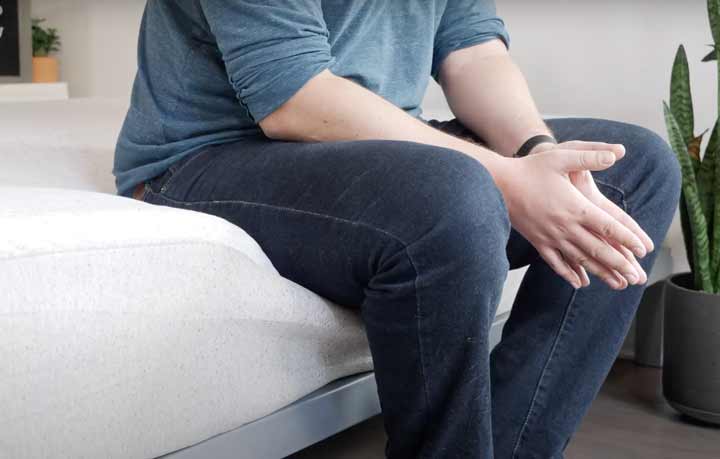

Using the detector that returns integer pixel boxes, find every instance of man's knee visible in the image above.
[623,123,682,202]
[580,120,682,218]
[394,144,511,279]
[388,145,511,330]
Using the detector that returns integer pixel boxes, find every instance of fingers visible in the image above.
[559,241,629,290]
[560,140,626,159]
[579,204,647,259]
[570,222,642,285]
[553,149,619,172]
[610,241,648,285]
[596,196,655,254]
[571,263,591,287]
[539,247,583,289]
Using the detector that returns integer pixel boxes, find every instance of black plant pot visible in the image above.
[663,273,720,425]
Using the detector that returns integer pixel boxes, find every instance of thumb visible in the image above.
[554,149,617,172]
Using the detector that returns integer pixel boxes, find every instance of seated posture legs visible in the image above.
[139,118,680,458]
[491,118,681,459]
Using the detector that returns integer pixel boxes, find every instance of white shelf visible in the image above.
[0,82,69,103]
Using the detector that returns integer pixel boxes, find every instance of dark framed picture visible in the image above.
[0,0,31,82]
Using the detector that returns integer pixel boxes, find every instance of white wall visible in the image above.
[32,0,712,270]
[31,0,145,98]
[511,0,713,140]
[426,0,714,138]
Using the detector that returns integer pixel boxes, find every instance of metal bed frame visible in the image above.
[162,312,510,459]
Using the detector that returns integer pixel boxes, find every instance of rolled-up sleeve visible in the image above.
[199,0,334,122]
[432,0,510,79]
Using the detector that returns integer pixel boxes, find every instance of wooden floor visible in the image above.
[289,360,720,458]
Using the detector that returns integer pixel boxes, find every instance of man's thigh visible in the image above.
[142,137,504,306]
[546,117,667,197]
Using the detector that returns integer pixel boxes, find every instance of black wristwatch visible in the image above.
[514,134,558,158]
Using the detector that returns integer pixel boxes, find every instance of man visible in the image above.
[113,1,681,457]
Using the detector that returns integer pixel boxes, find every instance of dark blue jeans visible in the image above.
[139,118,681,459]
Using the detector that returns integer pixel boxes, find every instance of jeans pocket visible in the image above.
[148,147,212,197]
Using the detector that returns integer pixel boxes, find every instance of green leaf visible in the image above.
[670,45,695,144]
[710,0,720,46]
[692,156,702,178]
[713,186,720,289]
[665,103,713,291]
[700,124,718,233]
[702,123,719,180]
[703,122,720,278]
[706,121,720,158]
[694,132,710,226]
[715,53,720,291]
[31,17,61,57]
[679,195,696,274]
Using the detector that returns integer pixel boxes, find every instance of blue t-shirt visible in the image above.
[113,0,509,197]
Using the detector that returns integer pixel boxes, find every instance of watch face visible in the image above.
[0,0,21,77]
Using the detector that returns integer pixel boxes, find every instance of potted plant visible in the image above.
[31,18,61,83]
[662,0,720,425]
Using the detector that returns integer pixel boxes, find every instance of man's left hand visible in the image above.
[531,141,653,287]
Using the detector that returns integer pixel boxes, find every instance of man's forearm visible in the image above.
[258,66,650,291]
[259,70,507,181]
[439,40,553,157]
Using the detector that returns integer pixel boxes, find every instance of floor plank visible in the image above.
[565,360,720,459]
[288,360,720,458]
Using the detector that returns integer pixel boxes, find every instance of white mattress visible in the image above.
[0,99,524,458]
[0,187,374,459]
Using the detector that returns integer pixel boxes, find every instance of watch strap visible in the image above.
[514,134,558,158]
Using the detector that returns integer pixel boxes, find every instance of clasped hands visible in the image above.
[495,141,653,290]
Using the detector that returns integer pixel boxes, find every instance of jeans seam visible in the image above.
[511,289,579,459]
[407,247,432,459]
[145,189,412,245]
[510,178,628,458]
[144,189,434,434]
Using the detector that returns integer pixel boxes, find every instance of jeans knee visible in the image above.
[600,122,682,219]
[404,146,511,281]
[632,126,682,203]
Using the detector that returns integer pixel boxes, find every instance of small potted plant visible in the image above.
[32,18,61,83]
[663,0,720,425]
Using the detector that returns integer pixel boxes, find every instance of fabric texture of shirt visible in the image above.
[113,0,510,197]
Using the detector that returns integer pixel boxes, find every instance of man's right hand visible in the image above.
[494,148,651,290]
